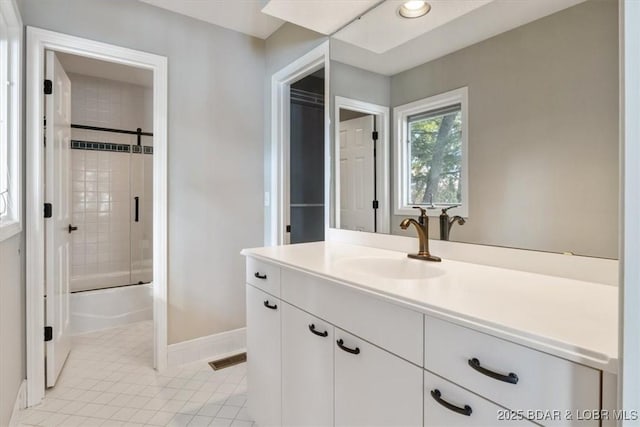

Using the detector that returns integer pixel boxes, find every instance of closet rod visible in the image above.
[71,123,153,137]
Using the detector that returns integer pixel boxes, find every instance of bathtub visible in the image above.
[70,283,153,335]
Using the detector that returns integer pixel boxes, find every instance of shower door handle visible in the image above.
[134,197,139,222]
[68,224,78,234]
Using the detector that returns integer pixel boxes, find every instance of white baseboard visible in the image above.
[9,380,26,426]
[167,328,246,367]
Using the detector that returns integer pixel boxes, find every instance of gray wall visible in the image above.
[263,23,327,244]
[19,0,266,343]
[388,0,618,258]
[0,234,25,426]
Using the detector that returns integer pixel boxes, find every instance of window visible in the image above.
[0,0,22,242]
[394,87,468,217]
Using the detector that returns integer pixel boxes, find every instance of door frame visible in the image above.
[620,0,640,413]
[269,41,330,246]
[25,27,169,407]
[333,96,390,234]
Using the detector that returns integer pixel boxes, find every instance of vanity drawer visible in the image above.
[281,267,423,366]
[246,257,280,297]
[425,370,534,426]
[425,316,600,426]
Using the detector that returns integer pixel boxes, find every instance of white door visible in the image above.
[282,303,333,426]
[44,50,72,387]
[246,285,281,426]
[339,115,375,232]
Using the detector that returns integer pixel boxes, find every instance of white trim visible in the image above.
[8,380,27,427]
[269,41,330,246]
[0,0,23,242]
[333,96,390,234]
[393,87,469,218]
[620,0,640,415]
[167,328,246,367]
[25,27,169,407]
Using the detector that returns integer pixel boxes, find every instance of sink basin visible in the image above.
[334,256,446,281]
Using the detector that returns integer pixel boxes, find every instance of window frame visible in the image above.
[394,87,468,218]
[0,0,22,242]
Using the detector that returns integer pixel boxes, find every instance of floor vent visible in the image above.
[208,352,247,371]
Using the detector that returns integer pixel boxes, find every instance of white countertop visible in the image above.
[242,241,618,373]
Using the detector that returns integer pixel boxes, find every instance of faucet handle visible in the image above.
[440,205,460,214]
[412,206,428,217]
[412,206,428,224]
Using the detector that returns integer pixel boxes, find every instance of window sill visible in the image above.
[0,218,21,243]
[395,206,468,218]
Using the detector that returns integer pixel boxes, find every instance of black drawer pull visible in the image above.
[468,358,519,384]
[431,389,472,416]
[336,339,360,355]
[308,324,328,337]
[254,272,267,280]
[263,300,277,310]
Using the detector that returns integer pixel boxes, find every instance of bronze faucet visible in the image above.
[439,205,466,241]
[399,207,441,262]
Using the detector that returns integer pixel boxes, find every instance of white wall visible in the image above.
[18,0,266,344]
[0,234,25,426]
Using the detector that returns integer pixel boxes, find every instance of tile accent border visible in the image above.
[71,140,153,154]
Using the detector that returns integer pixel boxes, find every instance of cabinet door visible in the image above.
[282,303,334,426]
[246,284,281,426]
[334,329,423,427]
[425,370,534,426]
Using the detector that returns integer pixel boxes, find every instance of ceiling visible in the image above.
[137,0,590,75]
[139,0,285,39]
[261,0,380,35]
[334,0,494,54]
[331,0,589,75]
[57,52,153,87]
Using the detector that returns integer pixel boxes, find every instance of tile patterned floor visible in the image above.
[18,321,253,427]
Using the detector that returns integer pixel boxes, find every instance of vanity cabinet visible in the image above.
[334,329,423,427]
[246,284,281,427]
[281,303,333,426]
[245,256,605,427]
[425,317,600,427]
[424,371,533,426]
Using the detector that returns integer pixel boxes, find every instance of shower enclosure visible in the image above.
[68,73,153,292]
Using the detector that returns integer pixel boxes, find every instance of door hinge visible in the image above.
[44,203,52,218]
[44,326,53,342]
[286,225,291,233]
[372,200,379,210]
[372,131,378,141]
[44,79,53,95]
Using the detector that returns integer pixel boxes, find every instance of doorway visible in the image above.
[42,49,156,389]
[334,96,390,234]
[288,70,325,244]
[269,41,329,246]
[26,27,168,407]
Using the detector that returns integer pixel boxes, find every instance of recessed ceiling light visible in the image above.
[398,0,431,19]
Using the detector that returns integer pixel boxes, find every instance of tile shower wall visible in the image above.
[70,73,153,292]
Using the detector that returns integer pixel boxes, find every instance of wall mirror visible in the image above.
[329,0,619,259]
